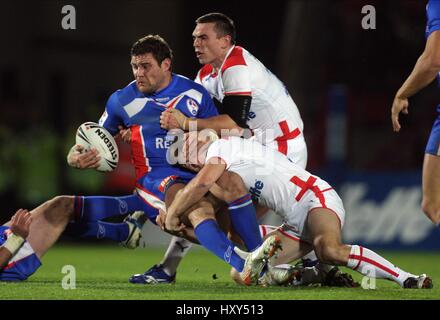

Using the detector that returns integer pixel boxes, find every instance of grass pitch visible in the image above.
[1,243,439,300]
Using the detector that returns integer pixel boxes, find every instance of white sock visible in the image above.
[161,236,192,276]
[347,245,413,286]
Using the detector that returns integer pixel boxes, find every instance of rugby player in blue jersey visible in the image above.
[67,35,264,284]
[391,0,440,225]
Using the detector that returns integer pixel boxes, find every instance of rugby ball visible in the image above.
[75,122,119,172]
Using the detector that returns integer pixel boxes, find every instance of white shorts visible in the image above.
[264,136,308,169]
[279,188,346,244]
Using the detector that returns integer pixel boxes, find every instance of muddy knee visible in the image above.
[43,196,75,224]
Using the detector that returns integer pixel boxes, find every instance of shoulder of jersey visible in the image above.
[172,73,210,100]
[198,64,214,82]
[112,81,142,106]
[221,46,247,73]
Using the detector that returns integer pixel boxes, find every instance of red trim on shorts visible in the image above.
[224,91,252,96]
[308,207,342,229]
[136,183,162,209]
[275,121,301,155]
[277,228,302,242]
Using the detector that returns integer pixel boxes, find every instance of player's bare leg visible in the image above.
[307,208,432,289]
[421,154,440,225]
[25,196,75,259]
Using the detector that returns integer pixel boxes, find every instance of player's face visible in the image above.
[193,23,229,68]
[130,53,171,94]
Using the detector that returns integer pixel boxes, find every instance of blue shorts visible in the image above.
[0,229,42,282]
[425,104,440,156]
[135,166,196,221]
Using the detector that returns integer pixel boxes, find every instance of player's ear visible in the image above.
[161,58,172,72]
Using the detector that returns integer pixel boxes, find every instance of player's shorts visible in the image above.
[425,104,440,156]
[135,166,196,221]
[277,189,346,244]
[0,242,42,281]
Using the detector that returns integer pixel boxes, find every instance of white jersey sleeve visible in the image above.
[222,65,252,96]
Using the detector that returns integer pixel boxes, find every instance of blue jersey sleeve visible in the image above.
[197,91,219,119]
[427,0,440,37]
[98,92,124,136]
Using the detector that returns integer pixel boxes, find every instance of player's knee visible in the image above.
[216,172,248,201]
[313,238,345,265]
[48,196,75,220]
[187,201,215,227]
[421,199,440,225]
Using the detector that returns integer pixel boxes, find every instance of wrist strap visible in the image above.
[3,234,25,255]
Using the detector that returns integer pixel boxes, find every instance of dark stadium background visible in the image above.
[0,0,438,249]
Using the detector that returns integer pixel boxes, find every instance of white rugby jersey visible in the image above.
[196,46,304,147]
[205,137,339,228]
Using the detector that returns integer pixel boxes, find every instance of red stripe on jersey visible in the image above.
[275,121,301,155]
[221,46,247,73]
[199,64,214,82]
[166,95,183,109]
[130,125,149,180]
[224,91,252,96]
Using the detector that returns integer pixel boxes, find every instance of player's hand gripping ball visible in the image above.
[76,122,119,172]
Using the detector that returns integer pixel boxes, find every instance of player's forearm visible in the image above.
[190,115,242,135]
[396,53,440,99]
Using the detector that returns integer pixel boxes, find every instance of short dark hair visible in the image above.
[130,34,173,66]
[196,13,236,44]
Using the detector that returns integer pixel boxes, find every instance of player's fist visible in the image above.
[10,209,32,239]
[164,212,185,233]
[67,145,101,169]
[117,125,132,143]
[391,96,409,132]
[160,109,188,130]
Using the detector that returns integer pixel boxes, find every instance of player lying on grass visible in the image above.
[0,191,284,284]
[162,132,433,288]
[0,198,74,281]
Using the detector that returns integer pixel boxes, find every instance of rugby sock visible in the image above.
[228,194,262,251]
[65,221,129,242]
[347,245,414,286]
[194,219,245,272]
[160,236,193,276]
[74,195,142,222]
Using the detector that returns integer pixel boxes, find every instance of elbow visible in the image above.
[422,52,440,71]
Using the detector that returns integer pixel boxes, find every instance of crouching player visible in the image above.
[164,133,433,289]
